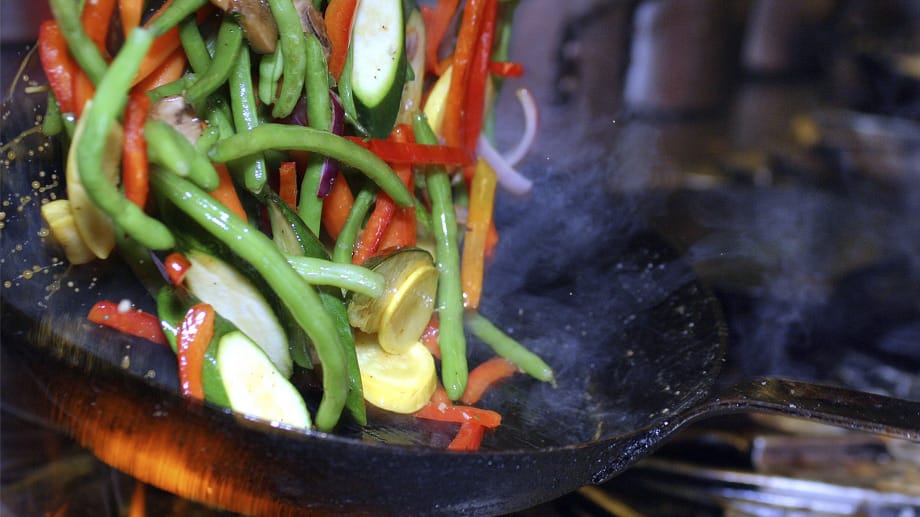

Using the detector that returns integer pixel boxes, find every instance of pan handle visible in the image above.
[698,377,920,441]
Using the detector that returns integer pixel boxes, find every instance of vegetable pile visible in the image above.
[36,0,551,451]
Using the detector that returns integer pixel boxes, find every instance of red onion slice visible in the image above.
[316,93,345,198]
[477,135,533,195]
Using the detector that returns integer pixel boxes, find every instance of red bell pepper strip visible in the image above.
[489,61,524,78]
[176,303,216,400]
[164,251,191,286]
[38,21,78,114]
[81,0,117,57]
[414,385,502,428]
[462,0,497,155]
[344,137,473,166]
[352,192,395,265]
[123,91,151,208]
[278,161,299,209]
[324,0,357,80]
[441,0,487,149]
[210,163,249,222]
[420,314,441,359]
[448,421,486,451]
[460,356,518,405]
[72,69,96,118]
[87,300,168,346]
[321,171,354,240]
[422,0,460,75]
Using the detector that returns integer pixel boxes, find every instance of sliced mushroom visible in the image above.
[293,0,330,57]
[210,0,278,54]
[150,95,203,144]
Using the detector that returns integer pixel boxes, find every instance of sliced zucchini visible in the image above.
[354,333,437,414]
[396,7,426,125]
[183,250,293,378]
[217,331,311,429]
[348,0,407,138]
[65,102,123,260]
[347,248,437,354]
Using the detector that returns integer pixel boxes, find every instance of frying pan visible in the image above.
[2,40,919,517]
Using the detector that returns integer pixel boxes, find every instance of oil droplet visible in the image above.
[21,270,32,280]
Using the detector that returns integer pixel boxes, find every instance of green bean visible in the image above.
[146,75,194,103]
[320,293,366,425]
[297,33,333,234]
[76,28,174,250]
[266,0,307,119]
[42,91,64,136]
[465,313,556,385]
[195,124,221,155]
[147,0,209,37]
[414,197,433,235]
[287,256,384,297]
[150,168,348,432]
[186,17,243,110]
[413,112,467,400]
[258,46,284,105]
[228,47,268,193]
[178,16,211,73]
[332,187,376,264]
[49,0,107,85]
[144,118,219,190]
[210,124,413,206]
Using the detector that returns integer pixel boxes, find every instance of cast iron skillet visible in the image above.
[2,53,919,517]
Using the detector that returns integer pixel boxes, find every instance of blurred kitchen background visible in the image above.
[3,0,920,514]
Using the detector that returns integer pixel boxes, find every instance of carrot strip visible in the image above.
[209,163,249,222]
[131,27,182,86]
[123,92,151,208]
[377,125,417,251]
[462,0,497,154]
[461,158,496,309]
[460,356,517,405]
[88,300,168,346]
[279,161,299,209]
[38,21,78,114]
[448,421,486,451]
[177,303,216,400]
[81,0,117,57]
[324,0,358,80]
[423,0,461,75]
[119,0,144,37]
[134,47,187,91]
[321,171,354,240]
[441,0,487,148]
[352,193,395,265]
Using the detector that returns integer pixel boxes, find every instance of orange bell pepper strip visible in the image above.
[460,356,518,405]
[176,303,216,400]
[134,48,187,91]
[123,92,151,208]
[441,0,487,148]
[132,27,182,86]
[324,0,358,80]
[38,21,78,114]
[414,385,502,428]
[209,163,249,222]
[87,300,168,346]
[422,0,460,75]
[321,171,354,240]
[461,158,496,309]
[352,193,395,265]
[279,161,299,209]
[81,0,117,57]
[448,421,486,451]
